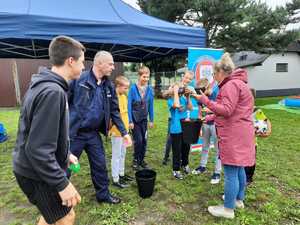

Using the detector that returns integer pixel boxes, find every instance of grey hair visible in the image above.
[93,51,113,64]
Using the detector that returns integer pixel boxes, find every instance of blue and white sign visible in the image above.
[188,48,224,85]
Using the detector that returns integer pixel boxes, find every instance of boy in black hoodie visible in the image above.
[13,36,85,225]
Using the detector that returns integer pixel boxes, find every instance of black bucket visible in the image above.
[180,119,202,144]
[135,169,156,198]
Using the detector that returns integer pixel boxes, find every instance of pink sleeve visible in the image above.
[200,81,239,118]
[205,114,216,122]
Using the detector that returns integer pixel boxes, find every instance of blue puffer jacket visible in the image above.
[68,69,127,138]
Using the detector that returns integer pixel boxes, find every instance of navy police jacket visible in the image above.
[68,70,127,138]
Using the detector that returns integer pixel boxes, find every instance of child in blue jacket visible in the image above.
[128,66,154,170]
[168,83,193,179]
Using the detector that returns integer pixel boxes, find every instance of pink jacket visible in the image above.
[200,69,255,167]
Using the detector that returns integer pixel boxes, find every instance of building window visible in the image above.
[276,63,288,72]
[239,55,247,61]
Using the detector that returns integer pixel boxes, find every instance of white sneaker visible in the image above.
[208,205,234,219]
[236,200,245,209]
[222,195,245,209]
[182,165,191,174]
[173,171,184,180]
[210,173,221,184]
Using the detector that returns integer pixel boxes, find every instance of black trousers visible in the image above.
[244,164,256,182]
[244,146,257,182]
[163,118,172,160]
[170,133,190,171]
[132,120,148,164]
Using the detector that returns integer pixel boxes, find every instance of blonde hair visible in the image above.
[138,66,150,76]
[115,75,130,87]
[196,78,209,89]
[184,70,194,78]
[214,52,235,75]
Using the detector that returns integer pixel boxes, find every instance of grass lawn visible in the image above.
[0,98,299,225]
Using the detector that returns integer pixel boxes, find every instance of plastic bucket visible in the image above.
[135,169,156,198]
[180,119,202,144]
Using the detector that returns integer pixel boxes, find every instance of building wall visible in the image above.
[247,52,300,96]
[0,59,123,107]
[0,59,16,107]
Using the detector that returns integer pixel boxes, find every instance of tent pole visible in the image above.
[12,60,21,106]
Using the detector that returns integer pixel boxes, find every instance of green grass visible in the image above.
[0,98,299,225]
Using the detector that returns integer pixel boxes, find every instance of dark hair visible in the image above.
[49,36,86,66]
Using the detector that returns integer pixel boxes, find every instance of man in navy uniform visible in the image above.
[68,51,132,204]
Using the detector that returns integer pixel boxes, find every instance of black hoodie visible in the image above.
[13,68,70,192]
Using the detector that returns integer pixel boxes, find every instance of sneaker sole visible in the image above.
[221,195,245,209]
[208,207,234,219]
[210,180,220,184]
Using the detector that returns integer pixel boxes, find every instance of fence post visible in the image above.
[12,60,21,106]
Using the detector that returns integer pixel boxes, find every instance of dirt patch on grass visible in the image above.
[269,175,300,202]
[129,211,165,225]
[0,208,15,225]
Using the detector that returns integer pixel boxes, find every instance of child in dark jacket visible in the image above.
[128,66,154,170]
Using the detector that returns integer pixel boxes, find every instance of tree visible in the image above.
[286,0,300,25]
[138,0,300,52]
[143,55,186,97]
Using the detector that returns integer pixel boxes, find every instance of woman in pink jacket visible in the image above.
[193,53,255,219]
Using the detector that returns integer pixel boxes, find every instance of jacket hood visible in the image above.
[30,68,69,91]
[229,68,248,83]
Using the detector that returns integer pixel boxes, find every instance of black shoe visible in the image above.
[162,158,169,165]
[132,159,138,169]
[112,181,129,189]
[120,174,134,182]
[140,160,149,169]
[97,194,121,204]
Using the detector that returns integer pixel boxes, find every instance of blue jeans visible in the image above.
[223,165,246,209]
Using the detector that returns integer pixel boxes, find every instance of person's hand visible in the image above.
[184,88,191,96]
[129,123,134,130]
[192,87,204,98]
[178,106,185,112]
[59,182,81,207]
[69,154,78,165]
[192,93,203,101]
[173,84,179,93]
[123,134,132,147]
[149,122,154,129]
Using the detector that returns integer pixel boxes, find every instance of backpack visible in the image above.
[0,123,8,143]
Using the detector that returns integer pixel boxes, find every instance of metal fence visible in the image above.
[124,71,183,89]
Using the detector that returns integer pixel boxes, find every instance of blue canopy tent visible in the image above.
[0,0,206,62]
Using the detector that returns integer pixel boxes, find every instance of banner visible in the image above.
[188,48,224,85]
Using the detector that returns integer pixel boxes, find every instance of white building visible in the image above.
[232,40,300,97]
